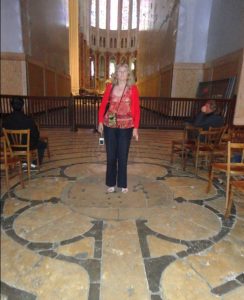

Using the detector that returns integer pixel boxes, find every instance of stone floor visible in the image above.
[1,128,244,300]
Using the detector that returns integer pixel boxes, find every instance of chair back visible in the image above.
[197,126,226,147]
[227,142,244,166]
[230,126,244,143]
[3,129,30,153]
[1,136,13,162]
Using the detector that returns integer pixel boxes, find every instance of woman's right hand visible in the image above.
[98,123,103,135]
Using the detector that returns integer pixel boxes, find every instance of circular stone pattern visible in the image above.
[61,162,172,220]
[14,203,93,242]
[62,175,173,209]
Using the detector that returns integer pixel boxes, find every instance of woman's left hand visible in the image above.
[133,128,139,141]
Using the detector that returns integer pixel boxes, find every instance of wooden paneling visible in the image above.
[161,67,173,97]
[28,62,44,96]
[45,69,56,96]
[57,74,71,96]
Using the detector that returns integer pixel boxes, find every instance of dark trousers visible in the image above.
[104,126,133,188]
[32,140,47,165]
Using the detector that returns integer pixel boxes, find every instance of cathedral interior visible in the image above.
[1,0,244,299]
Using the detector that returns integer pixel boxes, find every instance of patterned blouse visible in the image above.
[103,86,134,128]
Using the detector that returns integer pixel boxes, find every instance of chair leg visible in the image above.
[225,173,231,217]
[224,182,233,219]
[206,166,213,193]
[5,167,10,194]
[170,144,174,164]
[27,154,31,179]
[18,162,25,188]
[195,152,199,176]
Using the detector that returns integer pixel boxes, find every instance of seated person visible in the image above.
[191,100,225,130]
[186,100,225,141]
[2,96,47,168]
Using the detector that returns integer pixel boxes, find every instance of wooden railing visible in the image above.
[1,95,236,130]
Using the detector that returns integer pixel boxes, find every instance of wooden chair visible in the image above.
[0,136,25,193]
[3,128,40,179]
[170,125,196,169]
[225,180,244,218]
[183,126,227,175]
[230,125,244,143]
[207,141,244,218]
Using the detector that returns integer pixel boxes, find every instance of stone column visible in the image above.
[69,0,80,95]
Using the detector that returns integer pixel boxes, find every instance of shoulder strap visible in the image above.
[116,85,127,112]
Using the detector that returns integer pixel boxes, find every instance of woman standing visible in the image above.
[98,63,140,193]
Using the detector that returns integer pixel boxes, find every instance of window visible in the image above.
[114,38,117,48]
[110,0,118,30]
[99,56,105,78]
[91,0,96,27]
[139,0,150,30]
[110,38,113,48]
[90,59,95,77]
[99,0,106,29]
[121,0,129,30]
[109,59,116,77]
[132,0,137,29]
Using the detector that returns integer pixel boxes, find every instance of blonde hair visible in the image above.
[111,63,135,86]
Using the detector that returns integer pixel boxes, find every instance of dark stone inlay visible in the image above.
[50,197,60,203]
[39,250,58,258]
[27,242,53,251]
[60,235,84,246]
[174,197,185,203]
[204,204,222,215]
[81,259,101,283]
[56,254,101,283]
[156,177,165,180]
[222,215,236,228]
[211,280,241,296]
[176,250,188,258]
[156,232,183,245]
[2,215,16,230]
[151,294,163,300]
[84,220,103,241]
[190,199,204,205]
[88,283,100,300]
[184,240,213,255]
[210,226,232,243]
[5,229,29,246]
[94,240,102,258]
[1,281,36,300]
[144,256,176,293]
[236,273,244,284]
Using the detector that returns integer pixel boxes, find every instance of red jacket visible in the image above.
[98,83,140,128]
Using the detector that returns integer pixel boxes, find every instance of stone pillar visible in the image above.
[69,0,80,95]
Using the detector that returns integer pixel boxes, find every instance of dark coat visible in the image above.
[2,111,40,149]
[193,112,224,130]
